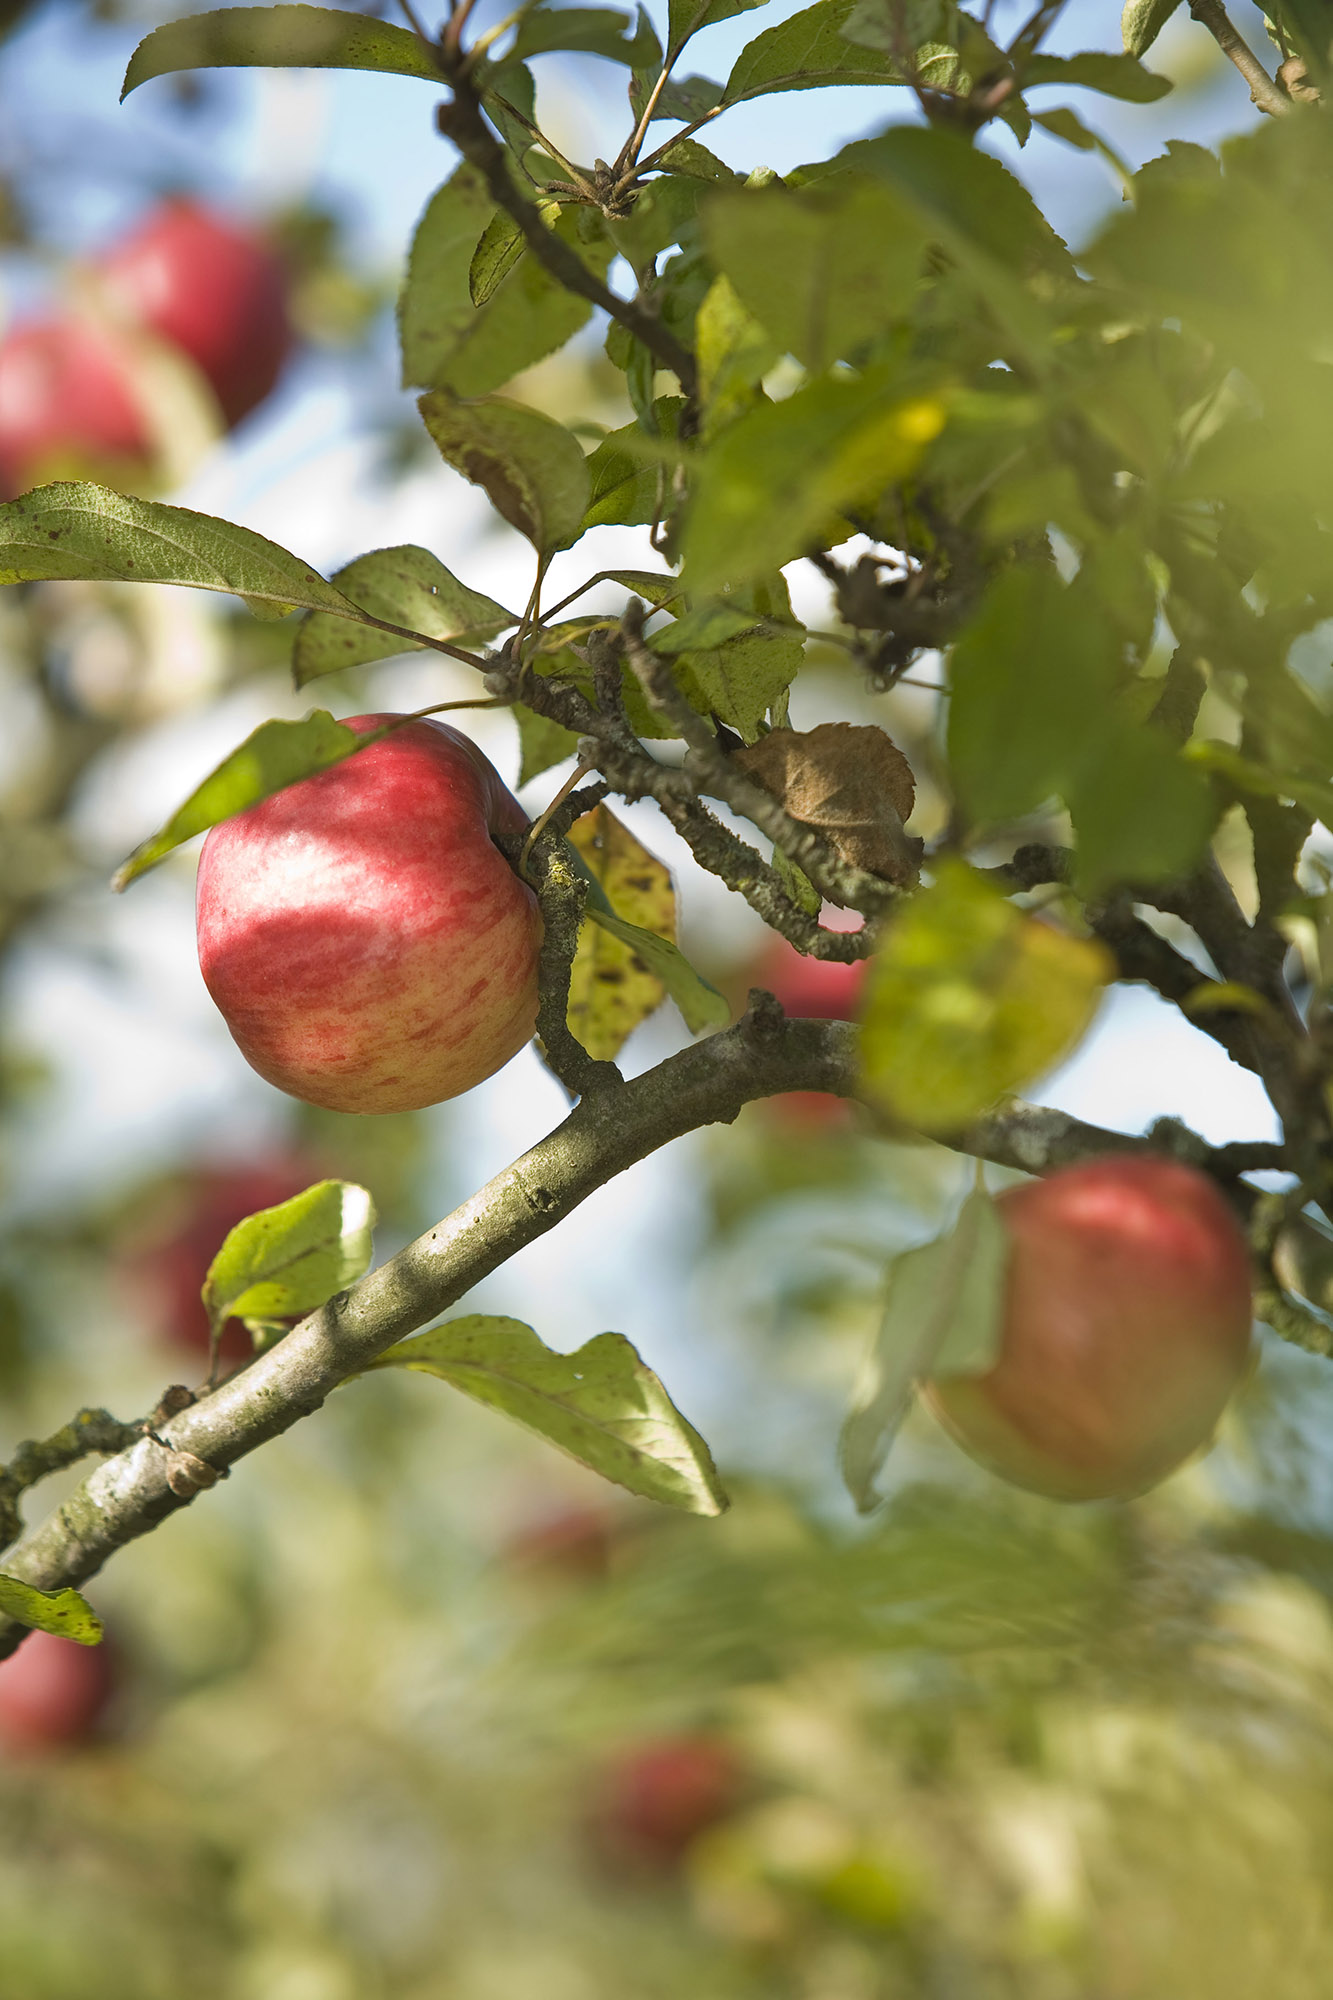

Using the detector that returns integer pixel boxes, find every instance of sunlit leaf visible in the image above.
[364,1315,729,1514]
[504,4,635,64]
[840,1187,1008,1512]
[725,0,908,97]
[419,392,590,555]
[566,805,674,1060]
[122,5,442,100]
[1122,0,1182,55]
[0,483,358,620]
[293,545,513,685]
[565,841,730,1036]
[0,1576,103,1646]
[113,712,366,889]
[202,1180,375,1332]
[860,860,1111,1131]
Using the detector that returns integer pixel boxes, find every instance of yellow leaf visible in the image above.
[566,806,674,1061]
[860,860,1111,1131]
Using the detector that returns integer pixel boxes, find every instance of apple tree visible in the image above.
[0,0,1330,1657]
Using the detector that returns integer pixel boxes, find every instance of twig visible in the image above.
[1188,0,1293,116]
[0,1407,154,1547]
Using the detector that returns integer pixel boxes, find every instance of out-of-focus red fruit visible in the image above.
[503,1506,616,1583]
[756,936,865,1124]
[0,1631,113,1753]
[590,1736,743,1869]
[99,199,292,427]
[923,1156,1255,1502]
[129,1160,317,1365]
[0,316,152,498]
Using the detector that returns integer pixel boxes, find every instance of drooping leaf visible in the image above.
[122,5,442,100]
[725,0,908,97]
[419,392,590,555]
[1122,0,1182,56]
[400,167,611,396]
[515,705,580,786]
[859,860,1111,1132]
[0,483,359,620]
[581,400,685,529]
[564,842,730,1036]
[202,1180,375,1333]
[468,210,528,306]
[504,4,635,64]
[113,712,366,889]
[668,0,769,57]
[293,546,513,686]
[364,1315,729,1515]
[839,1187,1008,1512]
[0,1576,103,1645]
[682,369,946,591]
[1020,49,1172,101]
[566,805,674,1060]
[703,178,926,371]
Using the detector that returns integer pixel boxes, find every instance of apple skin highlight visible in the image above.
[923,1156,1254,1502]
[197,717,542,1114]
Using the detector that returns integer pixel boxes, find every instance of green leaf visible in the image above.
[400,166,611,396]
[682,370,946,592]
[468,211,527,306]
[202,1180,375,1331]
[293,545,513,686]
[1122,0,1182,56]
[0,483,358,621]
[696,274,777,441]
[651,604,760,653]
[704,179,925,372]
[676,628,805,739]
[668,0,769,56]
[0,1576,103,1645]
[1021,50,1171,101]
[506,4,635,63]
[630,70,725,119]
[859,859,1111,1132]
[1187,741,1333,829]
[655,137,736,180]
[365,1315,729,1515]
[113,711,365,889]
[839,1187,1008,1513]
[1067,721,1218,893]
[515,704,580,786]
[563,841,730,1035]
[122,5,442,99]
[567,804,674,1060]
[725,0,907,97]
[582,399,685,529]
[418,392,590,555]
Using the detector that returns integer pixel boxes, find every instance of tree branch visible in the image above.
[1188,0,1293,117]
[0,1009,1287,1656]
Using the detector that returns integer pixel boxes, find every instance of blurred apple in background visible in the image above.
[98,198,292,428]
[925,1156,1255,1501]
[0,316,152,498]
[120,1158,319,1366]
[755,934,865,1127]
[0,1631,114,1754]
[589,1735,744,1872]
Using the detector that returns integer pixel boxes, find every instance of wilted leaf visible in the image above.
[365,1314,729,1514]
[564,840,730,1037]
[113,712,367,889]
[840,1187,1008,1512]
[860,860,1111,1131]
[733,722,918,885]
[566,805,674,1061]
[123,5,443,99]
[419,392,590,555]
[0,483,359,620]
[293,545,513,685]
[202,1180,375,1332]
[0,1576,103,1645]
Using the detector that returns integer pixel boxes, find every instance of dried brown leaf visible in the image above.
[732,722,918,885]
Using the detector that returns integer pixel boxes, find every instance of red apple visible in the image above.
[125,1159,321,1364]
[99,198,291,427]
[196,717,542,1113]
[0,316,152,498]
[757,936,865,1124]
[590,1735,742,1869]
[0,1630,113,1753]
[923,1156,1254,1502]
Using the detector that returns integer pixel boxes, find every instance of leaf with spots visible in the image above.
[566,804,675,1060]
[418,393,590,556]
[0,1576,103,1645]
[362,1315,728,1514]
[293,544,513,685]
